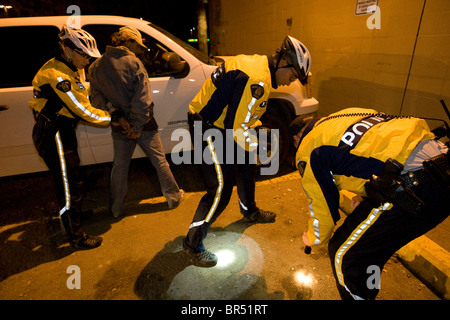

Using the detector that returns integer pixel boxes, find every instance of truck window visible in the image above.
[0,26,60,88]
[82,24,120,54]
[82,24,186,78]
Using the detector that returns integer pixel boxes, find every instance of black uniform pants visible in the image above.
[183,126,258,252]
[328,178,449,300]
[33,113,84,237]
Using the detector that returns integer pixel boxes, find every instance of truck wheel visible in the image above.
[256,114,290,168]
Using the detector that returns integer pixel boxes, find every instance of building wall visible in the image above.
[208,0,450,125]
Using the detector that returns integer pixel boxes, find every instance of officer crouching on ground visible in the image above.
[290,107,449,299]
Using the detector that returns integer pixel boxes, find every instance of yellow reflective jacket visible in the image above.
[30,58,110,125]
[189,54,274,151]
[295,107,435,246]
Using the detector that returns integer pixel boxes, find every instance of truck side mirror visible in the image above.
[161,52,187,76]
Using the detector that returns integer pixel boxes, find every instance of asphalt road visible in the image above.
[0,157,443,306]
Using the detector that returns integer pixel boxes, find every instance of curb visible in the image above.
[396,236,450,300]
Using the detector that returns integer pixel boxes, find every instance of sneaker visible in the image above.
[168,189,185,209]
[70,233,103,250]
[183,247,218,267]
[110,202,125,218]
[243,209,276,223]
[111,210,123,218]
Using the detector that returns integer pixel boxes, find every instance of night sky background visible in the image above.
[1,0,202,41]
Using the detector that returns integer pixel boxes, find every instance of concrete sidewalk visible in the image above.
[396,234,450,299]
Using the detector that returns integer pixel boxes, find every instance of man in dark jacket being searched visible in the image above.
[89,26,184,218]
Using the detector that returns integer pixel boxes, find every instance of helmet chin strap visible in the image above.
[274,49,289,87]
[65,49,74,64]
[274,49,285,72]
[61,44,75,66]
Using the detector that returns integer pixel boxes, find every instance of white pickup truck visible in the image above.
[0,15,318,177]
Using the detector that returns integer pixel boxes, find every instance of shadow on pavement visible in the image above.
[0,155,296,285]
[0,218,74,281]
[134,219,285,300]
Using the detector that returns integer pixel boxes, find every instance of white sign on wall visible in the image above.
[355,0,379,15]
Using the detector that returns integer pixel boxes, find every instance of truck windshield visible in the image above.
[149,23,217,66]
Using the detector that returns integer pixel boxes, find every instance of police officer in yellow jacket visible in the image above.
[183,36,312,267]
[291,107,449,299]
[30,25,111,250]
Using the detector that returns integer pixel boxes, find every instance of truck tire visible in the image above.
[256,114,290,168]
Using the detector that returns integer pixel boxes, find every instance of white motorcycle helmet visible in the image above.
[59,24,101,58]
[278,35,311,85]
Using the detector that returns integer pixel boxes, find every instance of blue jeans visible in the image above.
[110,129,181,216]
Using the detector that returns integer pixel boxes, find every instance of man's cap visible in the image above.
[119,26,148,49]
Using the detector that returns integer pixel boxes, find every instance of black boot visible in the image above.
[70,232,103,250]
[60,210,102,250]
[243,208,276,223]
